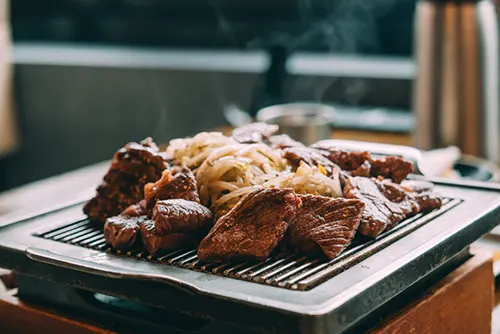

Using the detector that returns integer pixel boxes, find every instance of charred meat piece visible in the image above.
[140,220,196,254]
[267,134,305,149]
[197,188,301,263]
[311,142,413,183]
[282,147,339,175]
[114,137,168,172]
[288,195,365,260]
[402,180,443,212]
[104,215,147,250]
[83,138,168,222]
[144,167,200,211]
[153,199,213,235]
[311,145,370,171]
[369,156,413,184]
[375,179,420,230]
[350,160,371,177]
[120,200,147,217]
[344,176,415,238]
[401,180,434,193]
[231,122,279,144]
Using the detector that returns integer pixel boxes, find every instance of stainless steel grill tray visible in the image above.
[34,198,460,291]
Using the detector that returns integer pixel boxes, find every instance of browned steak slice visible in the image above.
[144,167,200,211]
[344,176,412,238]
[153,199,213,235]
[231,122,279,143]
[140,220,196,254]
[84,137,168,223]
[369,156,413,184]
[104,215,147,250]
[120,200,148,217]
[311,142,413,183]
[288,195,365,260]
[402,180,443,212]
[311,144,370,171]
[197,188,301,263]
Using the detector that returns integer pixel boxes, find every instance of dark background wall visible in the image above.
[1,0,417,191]
[11,0,416,55]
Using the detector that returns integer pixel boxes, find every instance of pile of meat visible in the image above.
[85,123,443,263]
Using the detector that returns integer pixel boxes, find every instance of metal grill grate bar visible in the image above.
[34,198,460,291]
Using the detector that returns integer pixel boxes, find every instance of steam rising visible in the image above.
[209,0,398,120]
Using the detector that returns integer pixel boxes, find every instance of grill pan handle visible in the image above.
[25,247,199,295]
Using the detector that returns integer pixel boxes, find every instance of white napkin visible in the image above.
[0,0,17,157]
[420,146,462,177]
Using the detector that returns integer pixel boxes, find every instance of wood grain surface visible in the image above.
[0,294,115,334]
[371,251,493,334]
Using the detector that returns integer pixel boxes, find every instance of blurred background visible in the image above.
[0,0,498,192]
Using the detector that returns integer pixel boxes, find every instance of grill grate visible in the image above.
[34,198,460,291]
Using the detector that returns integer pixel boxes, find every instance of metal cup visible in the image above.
[256,103,335,145]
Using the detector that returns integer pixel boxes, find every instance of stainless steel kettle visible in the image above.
[413,0,500,162]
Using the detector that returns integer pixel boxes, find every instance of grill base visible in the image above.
[15,248,471,334]
[16,274,268,334]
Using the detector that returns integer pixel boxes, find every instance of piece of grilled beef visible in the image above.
[120,200,148,217]
[267,134,305,149]
[153,199,213,235]
[231,122,279,144]
[311,147,370,172]
[103,200,147,249]
[140,220,196,254]
[288,195,365,260]
[84,138,168,222]
[343,176,416,238]
[351,161,372,177]
[104,215,147,250]
[402,180,443,212]
[369,156,413,184]
[282,147,339,175]
[144,167,200,211]
[311,142,413,183]
[197,188,301,263]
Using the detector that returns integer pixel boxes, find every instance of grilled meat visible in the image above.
[144,167,200,211]
[312,147,370,171]
[153,199,213,235]
[343,176,416,238]
[401,180,434,193]
[311,142,413,183]
[232,122,279,144]
[267,134,305,149]
[369,156,413,184]
[288,195,365,260]
[140,220,196,254]
[104,215,147,250]
[402,180,443,212]
[84,138,168,222]
[351,161,371,177]
[197,188,301,263]
[120,200,147,217]
[282,147,339,175]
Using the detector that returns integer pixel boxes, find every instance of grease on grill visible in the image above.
[34,198,460,291]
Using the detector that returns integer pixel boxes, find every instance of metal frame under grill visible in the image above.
[33,198,459,291]
[1,179,500,334]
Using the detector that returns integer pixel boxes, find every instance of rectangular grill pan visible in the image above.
[0,178,499,334]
